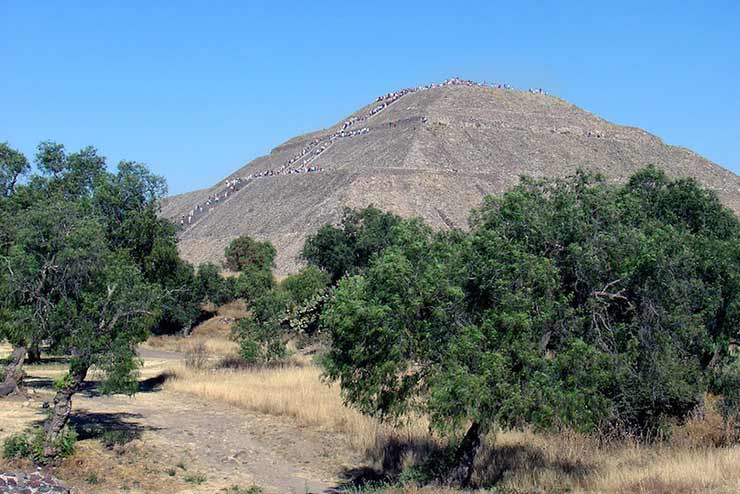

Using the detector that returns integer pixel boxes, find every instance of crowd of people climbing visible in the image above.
[178,77,550,229]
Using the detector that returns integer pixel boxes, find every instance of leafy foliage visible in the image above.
[301,206,404,281]
[224,235,276,273]
[2,426,76,463]
[0,141,188,458]
[234,266,329,363]
[321,168,740,453]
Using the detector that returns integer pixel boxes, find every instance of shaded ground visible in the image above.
[1,348,361,494]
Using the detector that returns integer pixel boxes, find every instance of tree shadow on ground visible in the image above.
[334,434,443,491]
[476,442,594,488]
[335,434,595,492]
[138,372,174,393]
[26,356,71,366]
[70,410,159,443]
[33,410,159,446]
[21,376,55,392]
[23,373,170,398]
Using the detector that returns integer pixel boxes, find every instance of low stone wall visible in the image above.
[0,471,70,494]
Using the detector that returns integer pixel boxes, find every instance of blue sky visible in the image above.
[2,1,738,195]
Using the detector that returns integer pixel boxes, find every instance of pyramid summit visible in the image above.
[161,79,740,274]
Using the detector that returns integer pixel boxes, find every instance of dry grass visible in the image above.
[164,362,423,452]
[164,360,740,494]
[143,301,246,357]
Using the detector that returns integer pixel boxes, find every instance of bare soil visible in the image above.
[0,349,363,494]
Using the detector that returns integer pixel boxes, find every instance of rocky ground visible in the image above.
[0,471,70,494]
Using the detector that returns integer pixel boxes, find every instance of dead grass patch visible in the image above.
[143,302,246,357]
[164,362,740,494]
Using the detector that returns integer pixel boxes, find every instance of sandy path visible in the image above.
[68,350,356,494]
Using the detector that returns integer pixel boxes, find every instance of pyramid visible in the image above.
[161,80,740,274]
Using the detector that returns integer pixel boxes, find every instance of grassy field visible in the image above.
[143,301,245,357]
[5,329,740,493]
[165,358,740,494]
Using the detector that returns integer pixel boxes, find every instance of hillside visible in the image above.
[161,79,740,274]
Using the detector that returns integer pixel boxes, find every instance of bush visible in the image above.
[233,265,274,302]
[222,486,263,494]
[184,341,209,369]
[237,317,287,364]
[224,236,276,273]
[2,426,76,463]
[3,432,32,460]
[183,472,207,485]
[281,266,330,307]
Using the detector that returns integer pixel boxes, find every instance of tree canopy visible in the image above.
[0,141,195,457]
[301,206,404,281]
[224,235,277,273]
[319,168,740,486]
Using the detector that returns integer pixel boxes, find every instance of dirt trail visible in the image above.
[69,350,356,494]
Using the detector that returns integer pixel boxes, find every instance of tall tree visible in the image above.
[320,169,740,487]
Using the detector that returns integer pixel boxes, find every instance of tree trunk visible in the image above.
[42,365,88,457]
[446,421,483,488]
[0,346,27,397]
[26,343,41,364]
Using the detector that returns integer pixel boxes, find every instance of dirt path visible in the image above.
[67,350,359,494]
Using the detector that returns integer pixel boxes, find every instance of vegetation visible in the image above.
[320,168,740,486]
[224,235,276,273]
[3,426,77,463]
[301,206,404,281]
[4,141,740,493]
[0,141,203,458]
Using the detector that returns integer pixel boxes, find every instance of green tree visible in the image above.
[281,266,331,308]
[224,236,276,273]
[0,142,30,197]
[195,263,236,308]
[301,206,403,281]
[42,253,160,456]
[0,142,177,459]
[235,266,330,363]
[320,169,740,487]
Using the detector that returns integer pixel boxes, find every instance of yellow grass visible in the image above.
[143,301,246,357]
[165,363,423,452]
[146,335,239,357]
[165,361,740,494]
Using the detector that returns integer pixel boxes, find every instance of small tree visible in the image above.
[43,254,160,455]
[301,207,403,281]
[0,142,172,459]
[195,263,236,307]
[0,142,30,197]
[234,266,330,363]
[224,235,276,273]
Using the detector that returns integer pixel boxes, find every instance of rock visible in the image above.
[0,471,70,494]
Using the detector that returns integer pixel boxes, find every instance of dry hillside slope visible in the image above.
[162,81,740,274]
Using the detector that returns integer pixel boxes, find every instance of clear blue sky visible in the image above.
[2,1,738,195]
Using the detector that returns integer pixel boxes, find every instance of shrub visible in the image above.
[222,486,263,494]
[224,236,276,273]
[2,426,76,463]
[237,317,287,364]
[183,472,207,484]
[233,265,274,302]
[184,341,209,369]
[3,432,32,460]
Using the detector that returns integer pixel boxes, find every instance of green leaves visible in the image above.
[301,206,404,281]
[224,235,276,273]
[319,169,740,440]
[0,142,30,197]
